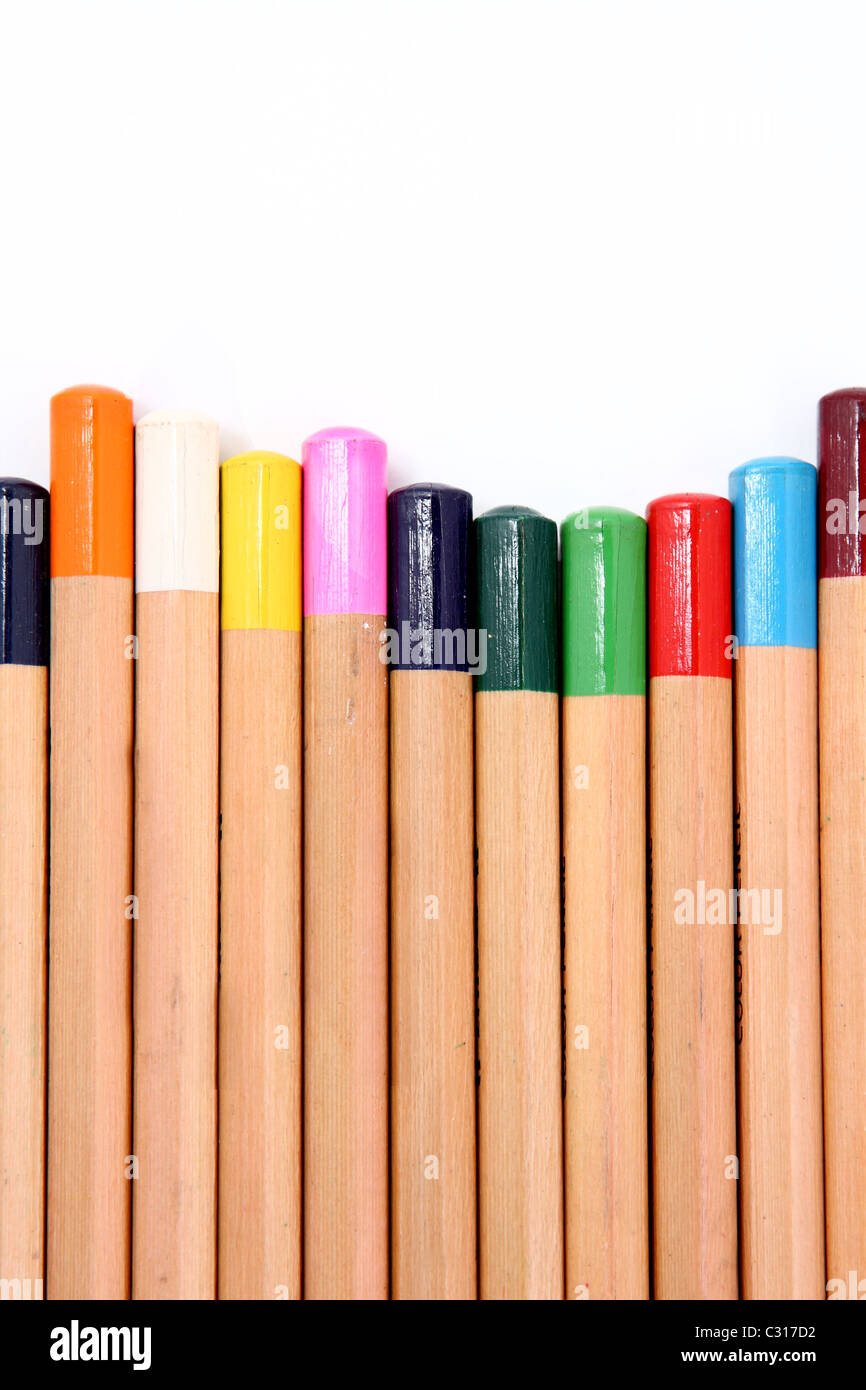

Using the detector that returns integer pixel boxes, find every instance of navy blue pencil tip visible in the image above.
[388,483,473,671]
[0,478,49,667]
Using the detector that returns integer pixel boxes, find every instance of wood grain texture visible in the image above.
[133,590,218,1300]
[736,645,824,1300]
[649,674,738,1300]
[47,575,133,1299]
[563,693,648,1301]
[304,613,388,1300]
[820,578,866,1291]
[390,669,476,1300]
[219,628,302,1300]
[0,666,47,1295]
[476,688,563,1300]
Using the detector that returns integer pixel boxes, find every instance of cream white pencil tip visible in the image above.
[136,410,220,593]
[136,407,219,429]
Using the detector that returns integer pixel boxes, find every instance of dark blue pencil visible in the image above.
[0,476,48,1293]
[388,483,477,1300]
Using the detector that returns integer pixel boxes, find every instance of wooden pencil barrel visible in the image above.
[736,645,824,1299]
[820,578,866,1291]
[0,666,47,1297]
[218,628,302,1300]
[476,687,564,1300]
[133,589,218,1300]
[390,668,476,1300]
[48,575,133,1299]
[304,612,388,1300]
[563,692,648,1301]
[649,674,737,1300]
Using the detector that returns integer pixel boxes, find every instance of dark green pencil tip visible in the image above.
[561,506,646,696]
[475,506,558,693]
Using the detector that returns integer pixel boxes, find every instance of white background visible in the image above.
[1,0,864,520]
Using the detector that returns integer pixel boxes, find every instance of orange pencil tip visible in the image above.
[50,385,134,579]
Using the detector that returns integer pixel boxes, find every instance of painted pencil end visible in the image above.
[50,384,134,579]
[0,478,49,665]
[474,505,558,694]
[561,506,646,696]
[646,493,731,679]
[135,409,220,594]
[730,457,816,649]
[221,451,302,631]
[388,483,472,670]
[302,427,387,617]
[818,388,866,580]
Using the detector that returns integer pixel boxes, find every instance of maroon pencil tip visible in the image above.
[819,389,866,580]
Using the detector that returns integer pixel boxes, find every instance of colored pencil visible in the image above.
[388,483,476,1300]
[561,506,648,1301]
[475,506,563,1300]
[218,450,303,1300]
[0,478,48,1300]
[48,386,134,1299]
[730,458,824,1300]
[303,427,389,1300]
[647,493,737,1300]
[133,409,220,1300]
[818,389,866,1296]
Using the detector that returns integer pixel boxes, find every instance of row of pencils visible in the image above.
[0,384,862,1301]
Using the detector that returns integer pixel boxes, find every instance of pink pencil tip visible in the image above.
[302,427,388,616]
[304,425,385,447]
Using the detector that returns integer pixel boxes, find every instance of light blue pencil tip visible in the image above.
[729,457,816,649]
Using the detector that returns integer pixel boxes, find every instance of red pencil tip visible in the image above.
[646,493,732,679]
